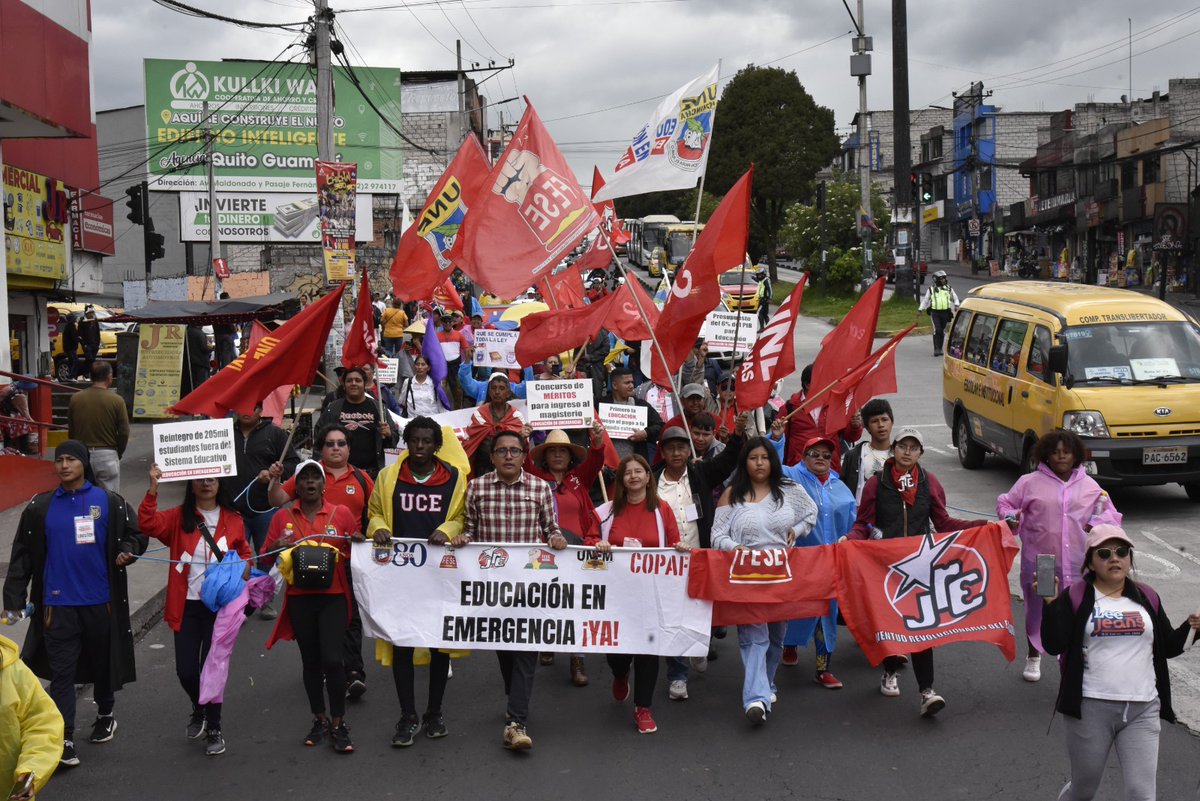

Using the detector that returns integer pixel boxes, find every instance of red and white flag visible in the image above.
[603,277,659,343]
[342,265,383,369]
[431,276,464,313]
[736,274,807,410]
[649,167,752,387]
[808,277,884,399]
[541,263,587,310]
[822,323,915,435]
[448,101,598,299]
[591,167,630,245]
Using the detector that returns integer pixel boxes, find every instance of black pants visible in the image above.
[175,600,221,728]
[287,594,348,718]
[885,648,934,691]
[931,309,952,354]
[215,335,237,369]
[343,563,364,679]
[606,653,658,708]
[496,650,537,726]
[392,647,450,718]
[44,604,115,736]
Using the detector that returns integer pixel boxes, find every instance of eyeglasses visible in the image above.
[1095,545,1132,560]
[323,439,348,448]
[805,450,833,459]
[894,444,922,453]
[492,447,524,457]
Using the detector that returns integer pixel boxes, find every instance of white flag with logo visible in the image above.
[592,64,720,202]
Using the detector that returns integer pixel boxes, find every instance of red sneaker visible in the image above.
[634,706,658,734]
[815,671,844,689]
[781,646,800,667]
[612,674,630,702]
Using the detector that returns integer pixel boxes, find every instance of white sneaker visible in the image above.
[447,662,454,680]
[919,688,946,718]
[1023,655,1041,682]
[668,680,688,701]
[689,655,708,674]
[880,672,900,697]
[769,692,777,704]
[745,701,767,725]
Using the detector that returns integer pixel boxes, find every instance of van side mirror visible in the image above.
[1048,344,1069,376]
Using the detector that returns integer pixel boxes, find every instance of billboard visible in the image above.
[2,165,68,281]
[177,191,372,243]
[144,59,403,193]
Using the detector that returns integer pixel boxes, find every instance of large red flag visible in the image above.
[572,231,615,276]
[603,276,658,342]
[390,136,491,302]
[835,523,1019,665]
[687,546,836,627]
[822,323,915,435]
[431,276,464,313]
[736,274,807,410]
[247,321,292,424]
[342,265,382,369]
[591,167,630,245]
[171,284,346,418]
[515,290,619,366]
[541,263,586,309]
[808,277,885,399]
[448,101,599,298]
[649,167,753,387]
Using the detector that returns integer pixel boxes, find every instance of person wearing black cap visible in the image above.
[2,441,147,768]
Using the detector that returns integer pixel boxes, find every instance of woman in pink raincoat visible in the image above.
[996,431,1120,684]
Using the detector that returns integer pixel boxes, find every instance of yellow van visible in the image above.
[943,282,1200,497]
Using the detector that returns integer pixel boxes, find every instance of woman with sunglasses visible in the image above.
[997,431,1122,683]
[846,426,987,717]
[140,466,253,757]
[1041,525,1200,801]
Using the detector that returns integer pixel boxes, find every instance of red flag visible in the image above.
[602,277,658,342]
[808,277,885,400]
[390,136,491,302]
[515,291,620,366]
[649,167,753,387]
[687,546,836,627]
[591,167,630,245]
[247,321,293,424]
[572,231,615,275]
[835,523,1019,665]
[431,276,464,313]
[822,323,915,435]
[448,101,599,298]
[171,284,346,418]
[342,266,382,369]
[736,274,807,410]
[541,263,587,309]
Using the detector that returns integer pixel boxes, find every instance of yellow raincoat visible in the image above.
[0,634,62,796]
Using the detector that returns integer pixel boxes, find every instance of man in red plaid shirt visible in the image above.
[461,429,566,751]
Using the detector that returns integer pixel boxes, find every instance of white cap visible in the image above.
[294,459,325,478]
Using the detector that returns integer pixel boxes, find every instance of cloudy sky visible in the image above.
[93,0,1200,186]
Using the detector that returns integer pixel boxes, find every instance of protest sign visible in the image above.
[377,357,399,385]
[702,308,757,353]
[152,418,236,482]
[598,402,648,439]
[352,541,711,655]
[472,329,521,369]
[525,379,593,430]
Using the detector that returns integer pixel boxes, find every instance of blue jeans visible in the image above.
[737,621,786,711]
[244,508,279,556]
[666,656,688,684]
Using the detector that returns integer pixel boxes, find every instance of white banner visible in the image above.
[526,379,593,430]
[703,308,757,353]
[178,191,373,243]
[352,541,711,655]
[592,64,720,202]
[152,418,236,481]
[598,402,647,439]
[472,329,522,369]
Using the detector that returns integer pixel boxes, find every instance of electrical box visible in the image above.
[850,54,872,77]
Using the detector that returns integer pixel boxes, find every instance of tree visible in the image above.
[705,66,841,281]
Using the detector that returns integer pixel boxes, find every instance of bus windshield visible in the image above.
[1065,321,1200,384]
[666,231,695,262]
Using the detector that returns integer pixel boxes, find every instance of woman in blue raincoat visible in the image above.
[779,436,857,688]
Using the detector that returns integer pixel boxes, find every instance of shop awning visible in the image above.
[107,292,300,325]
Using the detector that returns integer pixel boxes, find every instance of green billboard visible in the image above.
[143,58,403,193]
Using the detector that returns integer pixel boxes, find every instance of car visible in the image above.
[718,264,760,312]
[49,303,127,381]
[877,257,927,284]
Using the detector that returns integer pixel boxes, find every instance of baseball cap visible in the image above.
[487,372,510,385]
[1085,524,1134,551]
[294,459,325,478]
[661,426,690,445]
[681,383,706,399]
[892,426,924,448]
[803,436,837,453]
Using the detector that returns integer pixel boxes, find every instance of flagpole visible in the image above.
[278,382,316,461]
[689,59,721,247]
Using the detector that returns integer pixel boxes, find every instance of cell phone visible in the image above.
[1036,554,1057,597]
[9,771,33,800]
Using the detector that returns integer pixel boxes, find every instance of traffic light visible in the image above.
[909,172,919,202]
[920,173,934,203]
[124,184,145,225]
[144,221,165,262]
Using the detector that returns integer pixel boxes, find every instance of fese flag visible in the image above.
[737,275,806,410]
[593,64,720,202]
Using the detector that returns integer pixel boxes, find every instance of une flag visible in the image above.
[342,265,383,370]
[390,136,491,302]
[448,100,598,299]
[247,321,292,424]
[515,290,621,366]
[649,167,752,387]
[822,323,915,435]
[592,64,720,202]
[687,546,836,627]
[836,523,1019,666]
[171,284,346,418]
[736,274,807,410]
[808,277,885,399]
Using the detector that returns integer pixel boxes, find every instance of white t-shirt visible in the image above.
[406,376,441,416]
[186,508,224,601]
[856,445,891,503]
[1081,594,1157,702]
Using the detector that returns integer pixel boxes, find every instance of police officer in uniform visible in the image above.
[918,270,960,357]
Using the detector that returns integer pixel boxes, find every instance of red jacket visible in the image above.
[783,391,863,469]
[525,440,604,543]
[138,494,253,632]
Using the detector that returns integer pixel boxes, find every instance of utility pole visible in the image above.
[315,0,334,162]
[891,0,915,299]
[849,0,873,286]
[818,180,828,295]
[203,100,222,298]
[457,40,467,145]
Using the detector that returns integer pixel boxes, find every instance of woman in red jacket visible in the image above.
[594,455,689,735]
[139,465,253,758]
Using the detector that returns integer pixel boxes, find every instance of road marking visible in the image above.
[1130,550,1181,579]
[1138,529,1200,569]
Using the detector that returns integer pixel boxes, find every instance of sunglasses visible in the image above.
[805,450,833,459]
[1095,545,1131,560]
[323,439,348,448]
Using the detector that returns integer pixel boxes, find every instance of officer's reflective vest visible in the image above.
[930,286,952,311]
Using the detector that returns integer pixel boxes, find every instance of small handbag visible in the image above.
[291,544,337,589]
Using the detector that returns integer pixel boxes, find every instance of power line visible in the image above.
[150,0,308,29]
[337,0,689,11]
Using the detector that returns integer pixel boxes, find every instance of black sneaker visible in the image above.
[205,729,226,757]
[89,715,117,743]
[304,717,328,747]
[391,715,420,748]
[346,673,367,700]
[423,712,448,739]
[330,722,354,754]
[60,740,80,767]
[186,711,206,740]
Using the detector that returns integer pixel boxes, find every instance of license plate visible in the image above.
[1142,446,1188,465]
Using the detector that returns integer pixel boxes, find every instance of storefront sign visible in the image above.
[178,190,372,243]
[2,165,67,280]
[134,324,187,419]
[70,190,116,256]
